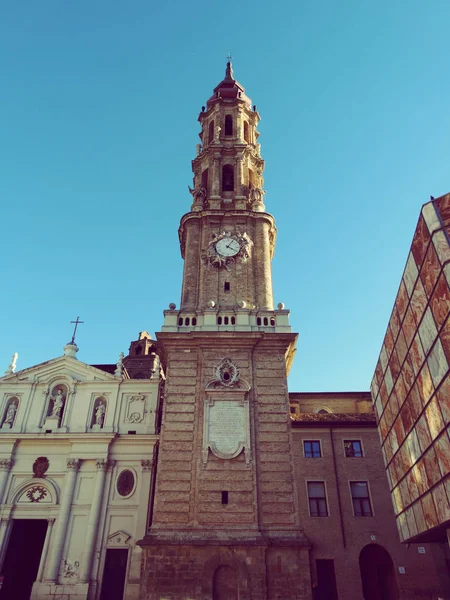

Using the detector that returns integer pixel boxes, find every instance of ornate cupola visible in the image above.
[190,60,265,212]
[162,61,292,339]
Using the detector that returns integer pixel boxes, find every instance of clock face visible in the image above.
[216,237,241,257]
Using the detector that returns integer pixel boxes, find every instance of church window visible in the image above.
[117,469,135,497]
[224,282,230,292]
[192,317,197,326]
[185,317,190,326]
[248,168,254,187]
[307,481,328,517]
[178,318,183,326]
[135,346,142,356]
[224,316,229,325]
[231,316,235,325]
[263,317,268,326]
[225,115,233,136]
[257,317,262,326]
[209,120,214,144]
[270,317,275,326]
[217,317,222,325]
[244,121,250,143]
[221,490,229,504]
[222,165,234,191]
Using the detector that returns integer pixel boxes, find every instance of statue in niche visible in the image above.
[4,399,18,426]
[94,398,106,428]
[50,389,65,418]
[46,387,67,427]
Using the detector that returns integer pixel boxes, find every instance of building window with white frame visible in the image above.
[303,440,321,458]
[344,440,363,457]
[307,481,328,517]
[350,481,373,516]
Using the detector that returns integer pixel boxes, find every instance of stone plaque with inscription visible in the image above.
[203,395,250,464]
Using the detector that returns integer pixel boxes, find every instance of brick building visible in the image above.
[290,392,450,599]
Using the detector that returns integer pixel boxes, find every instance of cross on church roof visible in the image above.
[69,316,84,345]
[227,50,232,62]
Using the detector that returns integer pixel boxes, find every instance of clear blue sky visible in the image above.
[1,1,449,392]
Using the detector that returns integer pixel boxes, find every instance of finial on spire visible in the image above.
[5,352,18,375]
[115,352,124,378]
[225,51,234,80]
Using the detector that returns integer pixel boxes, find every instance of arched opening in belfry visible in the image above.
[213,565,238,600]
[222,165,234,192]
[243,121,250,143]
[209,120,215,144]
[225,115,233,136]
[201,168,208,192]
[359,544,399,600]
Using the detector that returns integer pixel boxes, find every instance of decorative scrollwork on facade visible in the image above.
[215,358,240,387]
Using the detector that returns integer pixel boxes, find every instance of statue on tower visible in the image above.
[188,185,207,210]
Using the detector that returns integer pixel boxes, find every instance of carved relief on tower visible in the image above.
[201,231,253,271]
[203,359,251,466]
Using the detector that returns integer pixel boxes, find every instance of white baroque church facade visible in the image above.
[0,334,161,600]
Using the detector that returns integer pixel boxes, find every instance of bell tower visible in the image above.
[139,63,311,600]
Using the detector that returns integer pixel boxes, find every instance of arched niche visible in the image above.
[46,383,69,422]
[202,552,251,600]
[1,396,19,429]
[91,396,107,429]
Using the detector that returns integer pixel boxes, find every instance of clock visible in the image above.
[215,237,241,257]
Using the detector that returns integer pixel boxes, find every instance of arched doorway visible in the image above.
[213,565,238,600]
[359,544,399,600]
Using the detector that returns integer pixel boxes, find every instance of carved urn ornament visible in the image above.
[215,358,239,387]
[202,231,253,271]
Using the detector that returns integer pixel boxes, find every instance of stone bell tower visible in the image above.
[139,63,311,600]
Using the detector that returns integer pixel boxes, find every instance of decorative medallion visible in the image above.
[26,486,48,503]
[33,456,49,478]
[117,469,135,497]
[215,358,239,387]
[126,395,146,423]
[202,231,253,271]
